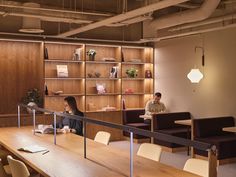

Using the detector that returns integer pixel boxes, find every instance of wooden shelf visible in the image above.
[122,62,146,65]
[86,61,119,64]
[122,78,145,80]
[45,59,84,63]
[45,77,84,80]
[86,93,121,96]
[122,93,145,95]
[86,78,120,80]
[45,94,84,97]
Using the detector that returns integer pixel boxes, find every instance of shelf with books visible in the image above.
[44,42,84,61]
[45,62,84,78]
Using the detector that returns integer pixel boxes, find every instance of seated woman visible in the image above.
[58,96,84,136]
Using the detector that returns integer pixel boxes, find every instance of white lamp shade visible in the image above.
[187,69,203,83]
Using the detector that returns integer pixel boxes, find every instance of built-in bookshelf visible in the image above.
[43,42,154,113]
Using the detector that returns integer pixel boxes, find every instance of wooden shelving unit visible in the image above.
[43,42,154,140]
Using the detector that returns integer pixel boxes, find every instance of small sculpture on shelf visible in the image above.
[72,48,82,61]
[124,88,134,94]
[126,68,138,78]
[110,66,118,78]
[87,71,101,78]
[145,69,152,78]
[86,49,96,61]
[96,83,106,94]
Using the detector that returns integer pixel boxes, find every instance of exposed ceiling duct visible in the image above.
[19,2,44,33]
[57,0,190,37]
[150,0,221,30]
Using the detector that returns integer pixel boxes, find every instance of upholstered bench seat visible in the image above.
[195,135,236,159]
[193,116,236,162]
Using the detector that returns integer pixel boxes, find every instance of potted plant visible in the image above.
[21,88,43,113]
[126,68,138,78]
[86,49,96,61]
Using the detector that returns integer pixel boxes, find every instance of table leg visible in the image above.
[151,118,154,143]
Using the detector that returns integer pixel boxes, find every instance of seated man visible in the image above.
[145,92,166,116]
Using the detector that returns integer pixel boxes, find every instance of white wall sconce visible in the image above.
[187,46,205,83]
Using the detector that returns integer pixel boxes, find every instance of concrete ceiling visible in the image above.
[0,0,235,43]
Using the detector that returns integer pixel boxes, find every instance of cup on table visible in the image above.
[63,125,70,133]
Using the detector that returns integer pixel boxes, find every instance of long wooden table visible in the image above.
[0,127,201,177]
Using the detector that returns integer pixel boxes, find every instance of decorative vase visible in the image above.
[89,55,95,61]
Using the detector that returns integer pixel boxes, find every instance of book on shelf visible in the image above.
[18,145,47,153]
[57,65,68,77]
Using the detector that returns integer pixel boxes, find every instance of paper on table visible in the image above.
[18,145,47,153]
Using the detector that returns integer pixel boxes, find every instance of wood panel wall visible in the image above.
[0,40,44,114]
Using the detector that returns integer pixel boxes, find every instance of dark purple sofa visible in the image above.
[193,116,236,160]
[122,109,150,139]
[153,112,191,148]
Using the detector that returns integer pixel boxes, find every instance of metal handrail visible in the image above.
[17,104,217,177]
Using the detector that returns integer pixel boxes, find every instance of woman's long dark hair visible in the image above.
[64,96,79,114]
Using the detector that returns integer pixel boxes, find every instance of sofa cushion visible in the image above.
[194,135,236,159]
[193,117,235,138]
[126,123,150,130]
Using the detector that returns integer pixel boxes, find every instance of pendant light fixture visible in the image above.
[187,46,205,83]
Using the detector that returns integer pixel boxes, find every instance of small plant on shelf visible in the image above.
[86,49,96,61]
[126,68,138,78]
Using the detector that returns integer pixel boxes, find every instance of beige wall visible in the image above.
[155,27,236,118]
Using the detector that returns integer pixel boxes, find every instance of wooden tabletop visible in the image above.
[222,126,236,133]
[0,127,201,177]
[174,119,192,126]
[139,114,152,119]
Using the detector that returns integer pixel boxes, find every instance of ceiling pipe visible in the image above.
[169,12,236,32]
[0,2,113,17]
[150,0,221,30]
[142,21,236,42]
[57,0,190,37]
[0,10,93,24]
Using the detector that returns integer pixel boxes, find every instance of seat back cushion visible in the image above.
[123,109,145,124]
[153,112,191,130]
[193,117,235,138]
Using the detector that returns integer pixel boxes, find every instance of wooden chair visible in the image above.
[7,155,30,177]
[137,143,162,162]
[94,131,111,145]
[183,158,209,177]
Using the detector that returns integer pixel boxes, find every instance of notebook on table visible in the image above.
[18,145,47,153]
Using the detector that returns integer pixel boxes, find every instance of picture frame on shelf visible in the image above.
[56,65,68,78]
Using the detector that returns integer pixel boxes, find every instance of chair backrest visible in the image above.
[7,155,30,177]
[183,158,209,177]
[94,131,111,145]
[0,159,8,177]
[137,143,162,162]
